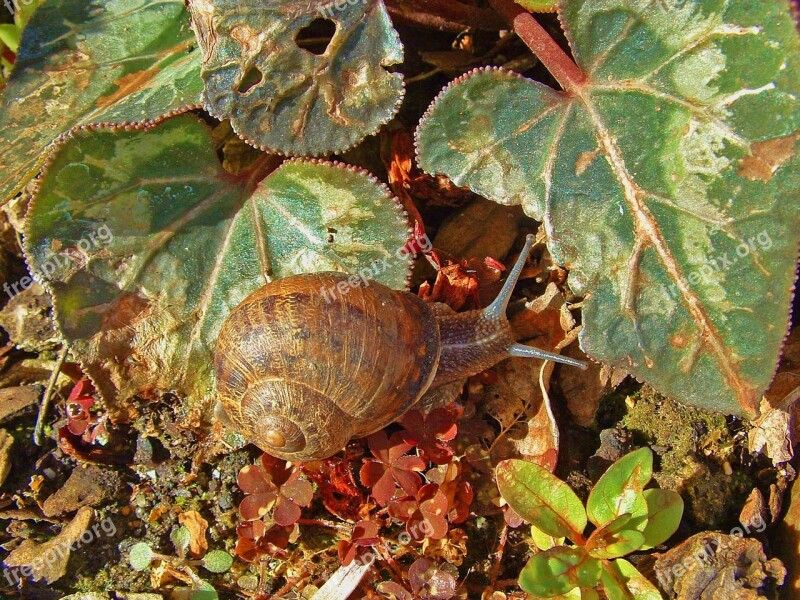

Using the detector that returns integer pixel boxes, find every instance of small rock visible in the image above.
[0,385,41,423]
[587,427,632,481]
[42,464,124,517]
[0,283,60,354]
[654,531,785,599]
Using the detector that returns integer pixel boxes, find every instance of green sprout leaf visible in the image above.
[202,550,234,574]
[600,559,662,600]
[128,542,154,571]
[519,547,602,597]
[190,590,219,600]
[515,0,558,12]
[0,0,203,203]
[640,488,684,549]
[417,0,800,418]
[24,115,412,418]
[587,528,646,559]
[531,524,566,551]
[586,448,653,529]
[496,459,587,542]
[189,0,404,156]
[171,526,191,555]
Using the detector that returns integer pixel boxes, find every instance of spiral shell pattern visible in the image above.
[214,272,441,460]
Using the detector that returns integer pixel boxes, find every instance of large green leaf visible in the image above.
[0,0,203,203]
[586,448,652,528]
[417,0,800,417]
[189,0,404,156]
[519,547,602,597]
[640,488,683,549]
[24,115,412,418]
[496,459,587,542]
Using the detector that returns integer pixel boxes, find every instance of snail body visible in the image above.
[214,235,586,461]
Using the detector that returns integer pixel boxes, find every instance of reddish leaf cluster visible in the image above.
[238,454,313,525]
[235,520,292,563]
[355,408,474,546]
[64,378,108,444]
[360,431,426,507]
[235,454,313,562]
[400,407,458,465]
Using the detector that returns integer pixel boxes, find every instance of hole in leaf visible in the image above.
[237,67,263,94]
[295,18,336,55]
[327,228,337,244]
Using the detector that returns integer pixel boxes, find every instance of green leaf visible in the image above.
[640,488,684,549]
[24,115,412,418]
[0,0,203,203]
[546,588,600,600]
[202,550,234,574]
[587,448,653,528]
[128,542,154,571]
[496,459,587,542]
[189,0,403,156]
[0,24,21,52]
[516,0,558,12]
[601,559,661,600]
[417,0,800,417]
[588,528,646,559]
[171,526,191,554]
[519,547,602,597]
[190,591,219,600]
[531,524,566,551]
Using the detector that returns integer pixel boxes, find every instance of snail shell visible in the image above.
[214,272,440,460]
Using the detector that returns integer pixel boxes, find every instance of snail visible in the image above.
[214,235,586,461]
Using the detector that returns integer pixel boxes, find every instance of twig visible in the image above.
[34,344,69,446]
[488,523,508,591]
[487,0,586,93]
[385,0,506,32]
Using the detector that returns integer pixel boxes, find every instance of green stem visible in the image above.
[488,0,586,93]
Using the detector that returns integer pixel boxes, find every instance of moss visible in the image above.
[620,385,752,530]
[679,462,752,530]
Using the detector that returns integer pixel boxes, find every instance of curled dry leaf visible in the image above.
[178,510,209,558]
[4,506,94,583]
[748,327,800,465]
[485,357,559,471]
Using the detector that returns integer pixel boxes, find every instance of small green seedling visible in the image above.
[496,448,683,599]
[128,525,234,598]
